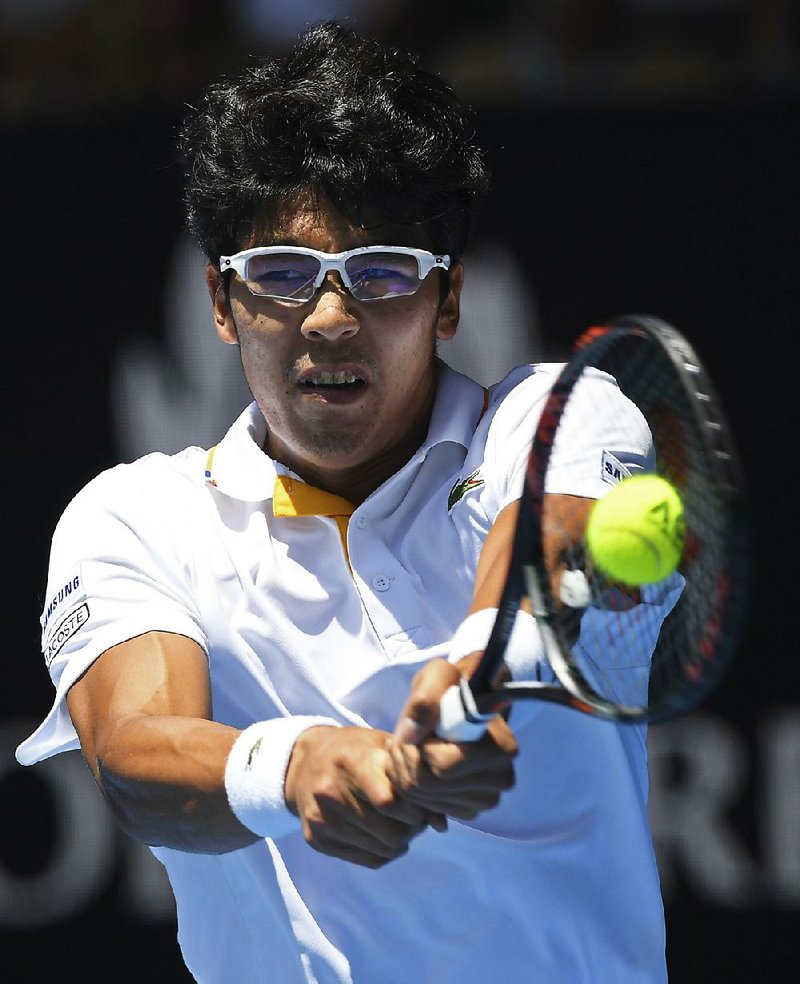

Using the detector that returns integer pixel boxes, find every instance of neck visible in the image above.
[269,385,436,506]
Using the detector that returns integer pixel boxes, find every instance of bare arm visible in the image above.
[66,631,257,854]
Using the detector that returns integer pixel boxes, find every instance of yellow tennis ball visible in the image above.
[585,475,685,585]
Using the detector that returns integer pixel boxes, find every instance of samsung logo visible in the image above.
[601,450,633,486]
[42,573,82,631]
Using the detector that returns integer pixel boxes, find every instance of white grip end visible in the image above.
[437,679,494,742]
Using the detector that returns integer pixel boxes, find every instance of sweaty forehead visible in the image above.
[249,192,433,252]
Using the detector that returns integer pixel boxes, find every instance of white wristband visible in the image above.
[224,716,340,840]
[448,608,544,681]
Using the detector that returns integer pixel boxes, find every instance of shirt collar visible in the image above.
[423,360,488,455]
[204,403,276,501]
[204,361,488,502]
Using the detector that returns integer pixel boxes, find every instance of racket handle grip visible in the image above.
[437,678,495,742]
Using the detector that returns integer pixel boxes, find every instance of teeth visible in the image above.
[305,371,361,385]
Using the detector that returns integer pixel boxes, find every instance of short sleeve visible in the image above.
[16,459,208,765]
[479,365,653,514]
[543,368,654,498]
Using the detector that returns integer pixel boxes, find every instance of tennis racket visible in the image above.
[438,314,748,737]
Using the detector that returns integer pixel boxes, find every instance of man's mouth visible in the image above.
[300,370,366,391]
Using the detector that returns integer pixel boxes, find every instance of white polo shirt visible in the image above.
[18,362,666,984]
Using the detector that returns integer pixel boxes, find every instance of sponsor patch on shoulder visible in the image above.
[600,450,633,486]
[43,602,90,666]
[41,565,86,637]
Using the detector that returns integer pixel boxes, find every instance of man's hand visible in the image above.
[284,725,446,868]
[388,658,518,821]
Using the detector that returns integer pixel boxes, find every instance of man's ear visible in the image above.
[435,261,463,341]
[206,264,238,345]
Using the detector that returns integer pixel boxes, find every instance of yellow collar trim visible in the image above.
[272,476,355,518]
[204,446,218,487]
[272,476,355,564]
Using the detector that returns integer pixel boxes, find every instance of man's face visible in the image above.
[208,197,462,499]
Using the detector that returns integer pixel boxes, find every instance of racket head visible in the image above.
[475,314,749,724]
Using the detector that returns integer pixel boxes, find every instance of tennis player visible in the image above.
[17,23,667,983]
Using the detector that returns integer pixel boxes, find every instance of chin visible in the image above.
[299,430,372,462]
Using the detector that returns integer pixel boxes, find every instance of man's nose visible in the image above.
[299,276,360,341]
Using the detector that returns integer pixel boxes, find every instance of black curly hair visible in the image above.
[178,21,489,267]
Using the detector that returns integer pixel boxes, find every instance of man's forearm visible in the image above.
[91,714,259,854]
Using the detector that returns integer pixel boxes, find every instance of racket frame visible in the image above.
[456,315,747,727]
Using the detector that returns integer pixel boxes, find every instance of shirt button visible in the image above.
[372,575,391,592]
[356,516,367,529]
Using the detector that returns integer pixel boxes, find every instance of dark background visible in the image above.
[3,2,799,981]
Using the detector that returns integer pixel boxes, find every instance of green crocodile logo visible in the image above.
[448,468,484,511]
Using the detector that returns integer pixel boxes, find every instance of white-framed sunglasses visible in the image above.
[219,245,451,303]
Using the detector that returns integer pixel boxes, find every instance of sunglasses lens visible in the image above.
[245,253,320,300]
[345,251,422,300]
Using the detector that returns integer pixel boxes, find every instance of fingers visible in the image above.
[286,726,442,868]
[422,716,519,774]
[387,716,518,821]
[300,791,427,868]
[389,766,514,819]
[392,658,462,745]
[299,759,448,865]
